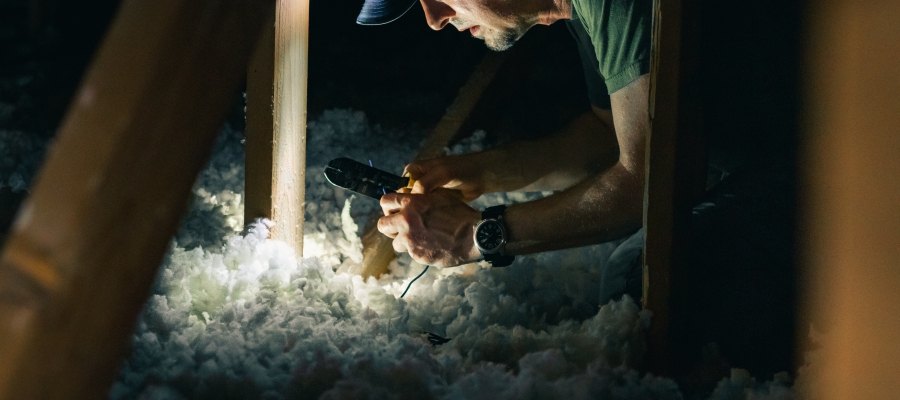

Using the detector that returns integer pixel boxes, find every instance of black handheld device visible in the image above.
[324,157,411,199]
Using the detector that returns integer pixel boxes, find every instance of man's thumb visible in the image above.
[406,161,448,193]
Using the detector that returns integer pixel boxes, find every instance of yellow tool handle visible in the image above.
[404,173,418,190]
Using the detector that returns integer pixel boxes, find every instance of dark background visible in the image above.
[0,0,802,397]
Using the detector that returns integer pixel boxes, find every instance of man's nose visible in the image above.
[420,0,455,30]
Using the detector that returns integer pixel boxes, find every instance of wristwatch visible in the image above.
[473,205,515,267]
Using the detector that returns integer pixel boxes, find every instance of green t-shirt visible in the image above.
[566,0,652,109]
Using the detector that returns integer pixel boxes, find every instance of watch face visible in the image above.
[476,220,505,252]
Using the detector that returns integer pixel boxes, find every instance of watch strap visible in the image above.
[480,205,514,267]
[484,252,515,267]
[482,205,506,220]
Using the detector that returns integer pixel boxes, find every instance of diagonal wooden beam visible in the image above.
[358,49,511,279]
[0,1,275,398]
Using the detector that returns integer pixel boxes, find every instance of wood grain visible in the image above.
[269,0,310,254]
[245,14,276,227]
[244,0,310,256]
[0,0,274,398]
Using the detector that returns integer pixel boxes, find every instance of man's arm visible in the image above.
[504,74,648,253]
[379,74,649,265]
[405,106,619,201]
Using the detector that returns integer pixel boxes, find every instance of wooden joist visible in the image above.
[245,14,276,230]
[802,0,900,397]
[642,0,704,375]
[245,0,310,254]
[0,1,274,398]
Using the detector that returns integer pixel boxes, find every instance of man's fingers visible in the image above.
[380,193,410,215]
[391,235,409,253]
[412,167,453,194]
[411,179,428,194]
[378,214,411,253]
[377,213,407,239]
[403,161,431,180]
[405,159,455,194]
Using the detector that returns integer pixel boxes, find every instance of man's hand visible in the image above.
[404,154,487,202]
[380,75,648,260]
[377,188,482,268]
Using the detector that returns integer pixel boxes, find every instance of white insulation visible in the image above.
[1,108,804,399]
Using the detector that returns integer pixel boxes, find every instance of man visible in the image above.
[359,0,650,301]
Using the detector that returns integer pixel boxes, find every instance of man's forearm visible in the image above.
[477,109,619,193]
[500,76,650,254]
[389,77,649,266]
[503,161,644,255]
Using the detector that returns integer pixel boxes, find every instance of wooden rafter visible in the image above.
[802,0,900,397]
[0,1,274,398]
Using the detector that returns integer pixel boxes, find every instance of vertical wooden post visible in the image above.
[245,0,309,255]
[245,16,276,227]
[642,0,703,375]
[802,0,900,398]
[0,0,274,398]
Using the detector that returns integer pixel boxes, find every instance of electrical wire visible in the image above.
[400,265,429,298]
[369,159,386,195]
[399,265,450,345]
[368,158,426,298]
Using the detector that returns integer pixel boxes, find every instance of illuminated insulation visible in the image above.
[0,107,799,399]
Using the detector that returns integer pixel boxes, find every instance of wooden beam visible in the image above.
[358,50,510,279]
[245,0,309,255]
[415,51,511,161]
[801,0,900,398]
[642,0,704,375]
[245,14,276,227]
[0,0,274,398]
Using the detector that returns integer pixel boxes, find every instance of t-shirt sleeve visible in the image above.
[566,18,612,109]
[575,0,652,94]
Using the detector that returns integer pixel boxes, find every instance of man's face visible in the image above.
[420,0,538,51]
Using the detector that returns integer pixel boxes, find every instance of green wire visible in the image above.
[400,265,430,298]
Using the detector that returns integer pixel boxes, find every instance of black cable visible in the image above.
[400,266,452,346]
[400,265,429,298]
[425,332,451,346]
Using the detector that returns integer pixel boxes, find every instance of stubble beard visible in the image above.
[483,27,519,51]
[450,17,525,52]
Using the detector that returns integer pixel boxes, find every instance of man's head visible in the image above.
[358,0,569,51]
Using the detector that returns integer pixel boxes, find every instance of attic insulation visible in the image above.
[0,108,803,399]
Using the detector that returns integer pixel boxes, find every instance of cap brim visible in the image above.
[357,0,418,25]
